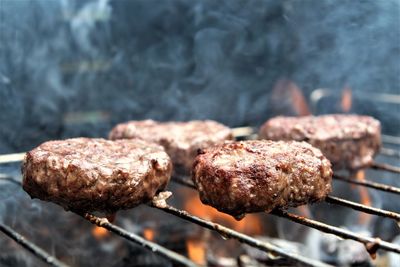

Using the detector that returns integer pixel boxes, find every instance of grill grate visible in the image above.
[380,147,400,158]
[272,211,400,255]
[78,211,198,267]
[0,128,399,267]
[0,222,69,267]
[149,193,332,267]
[171,177,400,254]
[324,195,400,221]
[370,162,400,174]
[333,174,400,194]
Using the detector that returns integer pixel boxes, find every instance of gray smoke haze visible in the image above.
[0,0,399,153]
[0,1,399,265]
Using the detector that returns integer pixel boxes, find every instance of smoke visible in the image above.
[285,0,400,93]
[0,0,399,153]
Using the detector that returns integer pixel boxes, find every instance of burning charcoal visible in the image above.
[206,254,237,267]
[114,244,173,267]
[238,255,264,267]
[242,237,305,266]
[319,229,373,266]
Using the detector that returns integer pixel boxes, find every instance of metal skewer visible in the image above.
[75,212,199,267]
[172,177,400,225]
[370,162,400,174]
[271,210,400,255]
[0,223,70,267]
[325,195,400,222]
[333,174,400,195]
[149,195,332,267]
[380,147,400,158]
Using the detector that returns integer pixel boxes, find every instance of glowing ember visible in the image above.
[92,226,109,240]
[341,87,352,112]
[185,193,263,235]
[355,170,372,225]
[143,228,155,241]
[186,239,206,265]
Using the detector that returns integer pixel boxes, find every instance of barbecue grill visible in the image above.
[0,117,399,266]
[1,1,399,266]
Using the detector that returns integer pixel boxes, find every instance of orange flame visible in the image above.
[289,83,311,116]
[184,193,263,235]
[187,239,206,265]
[355,170,372,224]
[341,87,352,112]
[272,79,311,116]
[92,226,109,240]
[143,228,155,241]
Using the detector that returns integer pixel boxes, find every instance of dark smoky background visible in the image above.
[0,0,399,153]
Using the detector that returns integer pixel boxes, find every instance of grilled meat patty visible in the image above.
[259,115,381,170]
[192,140,332,219]
[22,138,172,213]
[109,120,233,173]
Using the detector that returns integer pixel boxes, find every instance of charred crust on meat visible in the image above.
[109,120,233,174]
[197,148,205,155]
[22,138,172,213]
[191,140,333,218]
[259,114,381,170]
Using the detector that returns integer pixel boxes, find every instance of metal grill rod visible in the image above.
[0,176,331,266]
[172,177,400,254]
[171,178,400,255]
[325,195,400,222]
[0,176,331,267]
[2,152,398,173]
[0,127,252,165]
[0,223,70,267]
[382,135,400,146]
[0,177,197,267]
[333,174,400,195]
[0,141,398,165]
[172,177,400,222]
[149,196,333,267]
[380,147,400,158]
[370,162,400,174]
[271,210,400,255]
[0,175,21,186]
[0,152,24,164]
[231,126,254,138]
[75,212,199,267]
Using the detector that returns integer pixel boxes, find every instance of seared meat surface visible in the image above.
[22,138,172,213]
[109,120,233,173]
[259,114,381,170]
[192,140,332,219]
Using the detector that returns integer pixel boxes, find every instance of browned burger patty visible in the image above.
[259,115,381,170]
[192,140,332,219]
[109,120,233,173]
[22,138,172,213]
